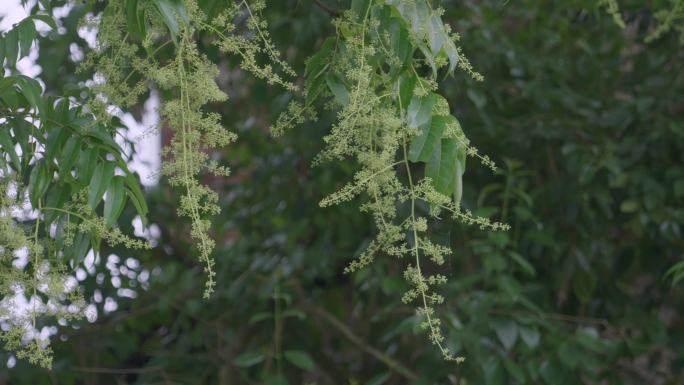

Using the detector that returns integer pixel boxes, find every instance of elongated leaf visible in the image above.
[409,114,447,162]
[78,147,99,185]
[80,127,126,156]
[305,37,334,78]
[152,0,188,41]
[88,161,115,209]
[385,0,460,73]
[44,183,71,226]
[68,232,90,266]
[666,260,684,285]
[28,15,58,30]
[37,0,52,13]
[325,74,349,106]
[397,74,416,110]
[11,118,32,171]
[58,136,81,179]
[388,19,413,76]
[491,319,518,350]
[406,93,434,132]
[4,29,18,67]
[425,138,459,196]
[104,176,126,226]
[519,325,541,349]
[126,0,146,38]
[305,37,335,104]
[123,170,148,225]
[28,159,51,207]
[0,129,20,171]
[509,251,536,277]
[17,20,36,59]
[351,0,372,21]
[503,358,526,383]
[232,351,265,367]
[365,372,391,385]
[453,146,464,204]
[283,350,315,371]
[44,126,69,164]
[15,76,45,118]
[0,37,5,65]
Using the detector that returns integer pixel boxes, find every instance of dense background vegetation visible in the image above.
[1,0,683,384]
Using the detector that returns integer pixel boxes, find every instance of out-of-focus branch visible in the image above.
[312,0,340,17]
[303,305,419,382]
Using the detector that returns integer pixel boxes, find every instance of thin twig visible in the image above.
[303,305,420,381]
[311,0,340,17]
[72,366,162,374]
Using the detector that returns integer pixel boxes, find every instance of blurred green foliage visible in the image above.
[1,0,683,384]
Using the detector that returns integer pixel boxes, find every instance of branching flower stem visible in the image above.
[176,32,216,298]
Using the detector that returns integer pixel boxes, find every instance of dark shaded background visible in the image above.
[2,0,683,384]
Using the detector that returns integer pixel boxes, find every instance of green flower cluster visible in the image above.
[289,0,509,361]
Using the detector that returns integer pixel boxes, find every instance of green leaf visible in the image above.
[281,309,306,320]
[88,161,115,209]
[17,20,36,58]
[0,129,20,171]
[44,183,71,226]
[80,127,126,156]
[425,138,459,196]
[247,312,273,324]
[37,0,52,12]
[539,359,564,385]
[68,232,91,266]
[453,144,465,204]
[58,136,81,179]
[104,176,126,226]
[4,29,18,67]
[28,15,58,30]
[408,114,446,162]
[28,159,51,207]
[557,341,581,368]
[11,118,32,171]
[304,40,332,105]
[365,372,391,385]
[665,260,684,285]
[427,16,446,54]
[283,350,314,371]
[385,0,460,74]
[0,35,5,64]
[406,93,434,133]
[126,0,146,38]
[232,351,265,367]
[152,0,188,41]
[305,37,334,79]
[15,76,45,118]
[123,169,148,226]
[503,358,526,383]
[418,43,438,76]
[619,199,639,213]
[351,0,372,21]
[491,319,518,350]
[78,147,99,184]
[482,356,505,385]
[519,325,540,348]
[572,269,596,303]
[397,74,416,110]
[44,126,69,164]
[387,18,413,75]
[509,251,536,276]
[325,74,349,106]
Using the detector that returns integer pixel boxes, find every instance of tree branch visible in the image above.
[311,0,340,17]
[303,305,420,382]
